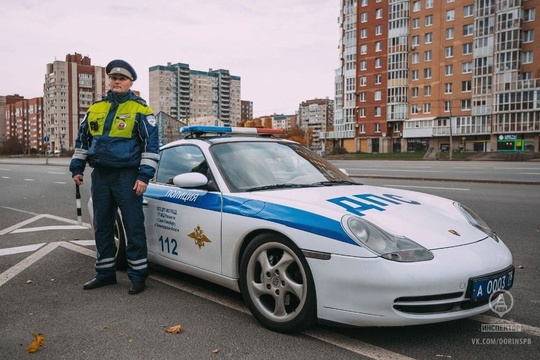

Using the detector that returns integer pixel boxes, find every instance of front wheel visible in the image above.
[239,233,317,333]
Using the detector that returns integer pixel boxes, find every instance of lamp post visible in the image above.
[448,98,454,160]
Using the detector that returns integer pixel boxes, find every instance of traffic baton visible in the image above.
[75,184,82,225]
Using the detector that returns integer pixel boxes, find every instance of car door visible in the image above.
[144,144,222,274]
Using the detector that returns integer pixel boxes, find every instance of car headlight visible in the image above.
[454,203,500,242]
[342,215,434,262]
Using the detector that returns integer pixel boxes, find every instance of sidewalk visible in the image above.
[0,156,71,166]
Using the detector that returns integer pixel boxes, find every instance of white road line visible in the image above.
[24,179,35,181]
[12,225,89,233]
[472,315,540,337]
[60,241,96,257]
[0,242,61,287]
[0,243,45,256]
[54,181,68,184]
[303,328,414,360]
[1,176,10,179]
[384,184,470,191]
[48,172,65,175]
[0,214,46,235]
[0,212,92,235]
[70,240,96,247]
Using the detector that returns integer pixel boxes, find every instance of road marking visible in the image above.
[70,240,96,246]
[384,184,470,191]
[0,243,45,256]
[1,176,10,179]
[24,179,35,181]
[0,213,91,235]
[48,172,65,175]
[12,225,89,233]
[0,242,61,287]
[54,181,68,184]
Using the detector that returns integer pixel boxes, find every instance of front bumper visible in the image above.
[308,238,513,327]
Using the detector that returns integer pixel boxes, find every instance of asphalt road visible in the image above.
[0,157,538,359]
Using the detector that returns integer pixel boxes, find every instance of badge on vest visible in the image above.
[117,122,127,130]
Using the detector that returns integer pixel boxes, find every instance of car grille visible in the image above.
[393,292,489,314]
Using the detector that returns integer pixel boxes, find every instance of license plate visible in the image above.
[469,266,515,301]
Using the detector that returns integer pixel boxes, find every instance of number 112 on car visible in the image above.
[159,236,178,256]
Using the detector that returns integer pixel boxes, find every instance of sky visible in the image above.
[0,0,340,117]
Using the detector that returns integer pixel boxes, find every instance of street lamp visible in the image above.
[448,97,454,160]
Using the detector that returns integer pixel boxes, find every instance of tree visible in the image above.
[0,136,24,155]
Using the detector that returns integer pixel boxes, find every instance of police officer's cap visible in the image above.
[106,59,137,81]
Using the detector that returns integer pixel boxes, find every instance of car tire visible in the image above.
[114,214,128,271]
[239,233,317,333]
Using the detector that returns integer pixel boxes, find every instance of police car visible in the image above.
[95,125,514,333]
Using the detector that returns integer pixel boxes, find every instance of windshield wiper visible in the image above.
[245,183,321,192]
[312,180,359,186]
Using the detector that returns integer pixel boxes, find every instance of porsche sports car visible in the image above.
[89,126,514,333]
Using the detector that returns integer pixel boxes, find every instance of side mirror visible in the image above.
[172,172,208,188]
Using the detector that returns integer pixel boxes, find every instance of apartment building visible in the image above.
[4,96,44,154]
[324,0,540,154]
[241,100,253,122]
[298,98,335,151]
[43,53,107,153]
[149,63,241,127]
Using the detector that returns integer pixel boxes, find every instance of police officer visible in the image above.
[70,59,160,295]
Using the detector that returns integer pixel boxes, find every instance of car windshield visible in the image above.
[210,141,356,192]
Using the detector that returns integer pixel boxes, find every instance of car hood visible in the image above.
[236,184,490,250]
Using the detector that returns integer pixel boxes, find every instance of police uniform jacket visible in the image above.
[70,90,160,183]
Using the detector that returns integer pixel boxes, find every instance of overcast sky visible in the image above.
[0,0,339,117]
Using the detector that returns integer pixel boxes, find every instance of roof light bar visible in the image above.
[181,125,284,135]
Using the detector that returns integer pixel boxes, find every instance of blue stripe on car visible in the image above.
[144,187,356,246]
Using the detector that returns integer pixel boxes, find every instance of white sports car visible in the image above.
[91,126,514,333]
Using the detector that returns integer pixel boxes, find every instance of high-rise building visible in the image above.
[43,53,107,153]
[4,96,44,154]
[149,63,241,126]
[241,100,253,122]
[298,98,334,151]
[324,0,540,154]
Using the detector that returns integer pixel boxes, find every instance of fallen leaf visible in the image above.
[166,325,182,334]
[26,280,33,284]
[26,333,45,353]
[212,349,220,354]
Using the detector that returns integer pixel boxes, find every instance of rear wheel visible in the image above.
[114,214,128,271]
[239,233,317,333]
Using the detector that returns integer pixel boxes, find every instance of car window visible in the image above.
[155,145,207,185]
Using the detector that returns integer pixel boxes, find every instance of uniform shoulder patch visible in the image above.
[147,115,157,127]
[134,97,148,107]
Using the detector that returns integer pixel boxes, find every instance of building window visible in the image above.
[425,32,432,44]
[360,60,367,70]
[445,65,453,76]
[374,107,382,116]
[411,104,419,114]
[463,5,473,17]
[361,12,368,22]
[424,50,432,62]
[360,76,367,86]
[412,53,420,64]
[375,57,382,68]
[461,80,472,92]
[461,99,471,110]
[444,101,451,112]
[424,68,432,79]
[412,87,419,97]
[412,70,419,80]
[375,123,381,132]
[359,92,366,102]
[361,0,368,6]
[462,43,472,55]
[374,90,382,101]
[412,35,420,46]
[361,44,367,54]
[523,72,532,80]
[426,0,433,9]
[524,9,535,22]
[376,8,383,19]
[463,24,473,36]
[462,62,472,74]
[413,18,420,29]
[375,24,382,35]
[523,51,533,64]
[375,41,382,51]
[446,28,454,39]
[424,85,431,96]
[425,15,433,26]
[413,1,421,12]
[423,103,431,113]
[444,83,453,94]
[524,30,534,43]
[359,108,366,118]
[446,10,455,21]
[375,74,382,84]
[360,28,367,38]
[359,124,366,133]
[445,46,454,58]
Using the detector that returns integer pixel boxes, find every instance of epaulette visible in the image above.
[134,97,148,107]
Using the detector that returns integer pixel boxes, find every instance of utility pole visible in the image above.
[449,98,453,160]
